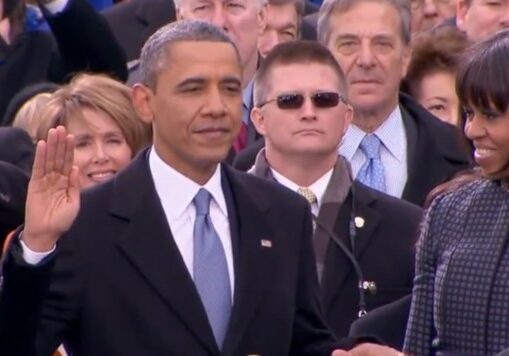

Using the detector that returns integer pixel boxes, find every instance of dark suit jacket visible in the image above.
[0,128,34,246]
[0,149,365,356]
[0,0,127,123]
[250,153,422,338]
[302,12,318,41]
[319,182,421,337]
[349,294,412,350]
[233,94,471,206]
[103,0,176,61]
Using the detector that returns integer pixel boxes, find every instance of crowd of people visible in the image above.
[1,0,509,355]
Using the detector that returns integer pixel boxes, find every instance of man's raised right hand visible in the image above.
[22,126,80,252]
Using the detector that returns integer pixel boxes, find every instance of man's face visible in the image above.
[457,0,509,42]
[411,0,457,32]
[424,0,457,30]
[258,3,299,58]
[251,63,353,159]
[326,1,411,116]
[133,41,242,177]
[177,0,265,82]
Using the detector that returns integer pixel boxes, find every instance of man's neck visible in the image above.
[353,101,398,133]
[266,149,337,187]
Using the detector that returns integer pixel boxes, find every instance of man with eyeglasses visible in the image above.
[249,40,422,345]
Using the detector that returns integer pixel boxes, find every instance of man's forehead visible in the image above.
[269,63,340,87]
[182,0,252,6]
[163,41,241,68]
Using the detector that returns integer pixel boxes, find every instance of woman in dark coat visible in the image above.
[404,29,509,355]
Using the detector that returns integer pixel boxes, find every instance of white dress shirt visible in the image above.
[340,106,408,198]
[22,147,235,298]
[149,148,235,297]
[271,168,333,216]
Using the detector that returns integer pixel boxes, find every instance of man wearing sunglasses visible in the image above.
[316,0,471,206]
[249,40,422,346]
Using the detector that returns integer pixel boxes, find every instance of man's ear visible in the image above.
[176,6,185,21]
[251,107,267,136]
[456,0,469,31]
[258,3,268,35]
[342,104,354,137]
[132,84,155,125]
[401,45,412,78]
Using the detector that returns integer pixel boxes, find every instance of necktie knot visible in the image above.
[297,187,317,205]
[360,134,382,159]
[194,188,212,216]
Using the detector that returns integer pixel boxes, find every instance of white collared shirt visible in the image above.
[339,106,408,198]
[149,148,235,297]
[271,168,334,216]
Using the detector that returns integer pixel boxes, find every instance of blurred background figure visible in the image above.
[410,0,457,34]
[35,74,150,189]
[422,0,456,30]
[402,27,470,126]
[0,127,34,247]
[404,29,509,355]
[11,92,52,141]
[258,0,304,58]
[103,0,176,62]
[456,0,509,42]
[0,0,127,123]
[1,81,59,128]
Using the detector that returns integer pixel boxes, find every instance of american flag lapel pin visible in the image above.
[260,239,272,248]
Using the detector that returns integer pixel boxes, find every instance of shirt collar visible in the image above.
[148,147,228,220]
[270,168,334,208]
[340,106,406,162]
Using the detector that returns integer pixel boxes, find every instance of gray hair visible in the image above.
[173,0,268,10]
[317,0,411,45]
[139,20,240,89]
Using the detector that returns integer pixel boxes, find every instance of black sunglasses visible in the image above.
[258,92,344,110]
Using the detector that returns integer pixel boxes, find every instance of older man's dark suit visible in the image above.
[250,154,422,337]
[0,148,371,356]
[234,94,471,206]
[103,0,176,61]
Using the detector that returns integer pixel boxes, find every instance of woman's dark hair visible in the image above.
[456,29,509,113]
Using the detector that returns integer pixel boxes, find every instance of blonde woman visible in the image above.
[36,73,150,189]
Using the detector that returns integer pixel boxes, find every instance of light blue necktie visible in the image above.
[193,188,231,349]
[356,134,386,192]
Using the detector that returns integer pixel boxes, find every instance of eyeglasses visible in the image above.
[258,92,344,110]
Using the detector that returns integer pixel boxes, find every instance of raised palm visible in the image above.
[23,126,80,252]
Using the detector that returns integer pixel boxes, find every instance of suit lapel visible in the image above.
[350,185,382,259]
[110,151,218,355]
[321,183,381,312]
[221,167,276,356]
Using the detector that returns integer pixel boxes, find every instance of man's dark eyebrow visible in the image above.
[279,23,297,32]
[176,77,207,89]
[334,34,358,42]
[220,76,242,86]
